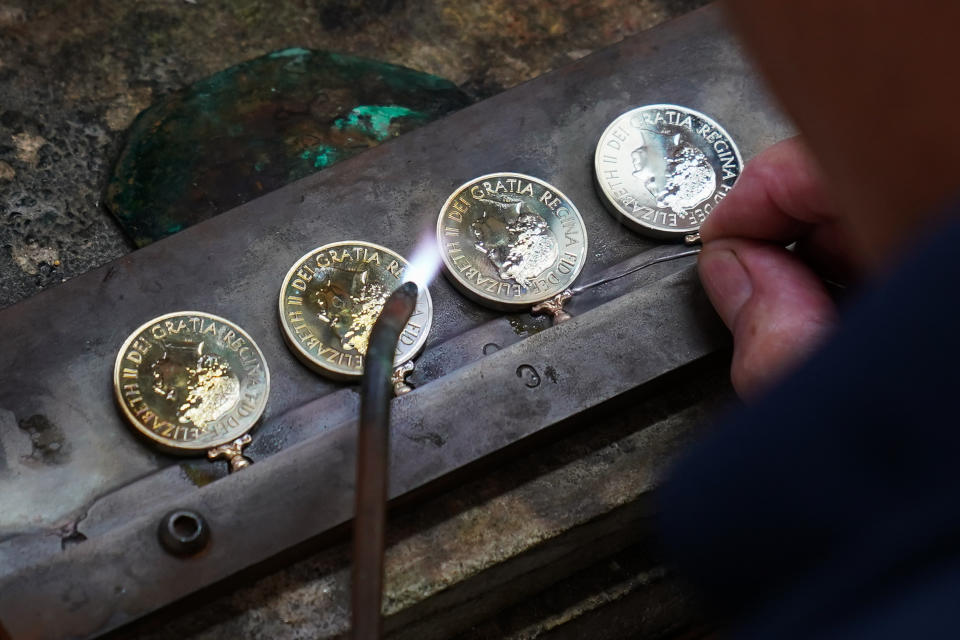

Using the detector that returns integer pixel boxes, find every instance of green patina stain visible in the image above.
[106,49,471,245]
[299,144,341,168]
[268,47,311,59]
[334,105,428,142]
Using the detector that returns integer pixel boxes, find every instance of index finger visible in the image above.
[700,136,836,244]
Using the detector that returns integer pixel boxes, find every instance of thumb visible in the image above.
[698,238,837,398]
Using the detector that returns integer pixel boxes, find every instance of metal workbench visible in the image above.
[0,6,791,638]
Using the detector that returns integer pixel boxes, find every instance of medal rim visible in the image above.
[593,103,743,239]
[277,240,434,380]
[112,310,271,455]
[436,171,589,310]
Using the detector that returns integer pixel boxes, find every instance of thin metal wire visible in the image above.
[569,247,701,295]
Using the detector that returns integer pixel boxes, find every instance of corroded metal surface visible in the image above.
[106,49,471,246]
[0,5,792,638]
[0,0,708,309]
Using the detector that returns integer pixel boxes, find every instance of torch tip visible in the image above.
[397,280,419,299]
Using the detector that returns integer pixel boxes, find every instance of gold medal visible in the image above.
[278,241,433,387]
[113,311,270,470]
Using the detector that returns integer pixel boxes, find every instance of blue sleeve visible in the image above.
[659,212,960,639]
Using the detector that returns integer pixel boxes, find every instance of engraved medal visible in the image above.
[594,104,743,239]
[278,241,433,393]
[437,172,588,311]
[113,311,270,471]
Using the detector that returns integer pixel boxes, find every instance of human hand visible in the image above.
[698,137,852,398]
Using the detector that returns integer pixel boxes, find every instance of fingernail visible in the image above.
[698,248,752,329]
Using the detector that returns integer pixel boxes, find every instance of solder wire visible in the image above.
[569,247,702,295]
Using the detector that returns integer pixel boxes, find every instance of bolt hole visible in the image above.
[172,514,200,540]
[158,509,210,556]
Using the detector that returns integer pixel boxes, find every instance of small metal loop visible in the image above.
[392,361,416,396]
[530,290,574,326]
[207,434,253,472]
[227,454,252,472]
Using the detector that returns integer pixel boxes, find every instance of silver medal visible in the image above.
[594,104,743,240]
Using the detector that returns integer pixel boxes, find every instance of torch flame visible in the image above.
[403,232,442,290]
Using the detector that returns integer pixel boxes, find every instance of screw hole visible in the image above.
[172,514,200,540]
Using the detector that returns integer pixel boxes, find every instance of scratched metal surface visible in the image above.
[0,6,792,637]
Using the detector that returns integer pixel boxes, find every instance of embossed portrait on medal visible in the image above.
[437,172,587,310]
[469,192,559,287]
[631,127,716,214]
[279,241,433,380]
[114,311,270,455]
[312,268,390,355]
[150,341,240,427]
[594,105,743,239]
